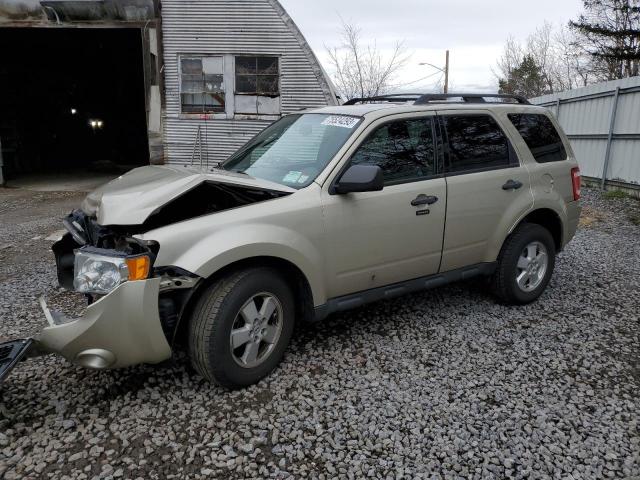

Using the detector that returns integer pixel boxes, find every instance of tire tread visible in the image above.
[491,223,555,305]
[189,269,256,387]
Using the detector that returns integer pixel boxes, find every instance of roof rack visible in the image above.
[414,93,530,105]
[343,93,425,105]
[343,93,530,106]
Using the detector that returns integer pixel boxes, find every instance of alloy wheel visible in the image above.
[515,241,549,293]
[229,292,283,369]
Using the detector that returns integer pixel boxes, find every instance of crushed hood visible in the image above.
[82,165,295,226]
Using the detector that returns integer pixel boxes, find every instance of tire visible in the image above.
[491,223,556,305]
[188,267,295,389]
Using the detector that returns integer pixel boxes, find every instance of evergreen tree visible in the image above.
[498,55,550,97]
[570,0,640,79]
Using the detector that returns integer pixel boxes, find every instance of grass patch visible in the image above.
[603,189,628,199]
[579,206,606,228]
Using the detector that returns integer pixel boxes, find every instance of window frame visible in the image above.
[177,53,283,120]
[329,115,442,193]
[234,55,281,97]
[437,113,520,177]
[178,55,226,115]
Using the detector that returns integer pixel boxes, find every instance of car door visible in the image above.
[438,110,534,271]
[320,113,447,299]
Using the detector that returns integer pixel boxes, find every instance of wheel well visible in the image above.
[520,209,562,251]
[170,256,315,347]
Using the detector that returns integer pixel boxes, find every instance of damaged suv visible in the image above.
[1,94,581,389]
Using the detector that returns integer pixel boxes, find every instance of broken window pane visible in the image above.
[257,76,279,95]
[257,57,278,74]
[236,75,257,94]
[204,74,224,92]
[236,57,257,75]
[180,56,226,114]
[181,58,202,74]
[235,56,280,99]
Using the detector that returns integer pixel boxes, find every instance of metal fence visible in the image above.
[531,76,640,190]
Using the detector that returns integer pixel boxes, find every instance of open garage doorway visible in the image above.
[0,27,149,187]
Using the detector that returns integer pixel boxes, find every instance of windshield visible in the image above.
[222,113,363,188]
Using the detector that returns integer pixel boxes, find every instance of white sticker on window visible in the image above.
[298,174,310,184]
[321,115,359,129]
[282,171,302,183]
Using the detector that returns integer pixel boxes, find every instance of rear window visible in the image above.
[508,114,567,163]
[442,115,511,174]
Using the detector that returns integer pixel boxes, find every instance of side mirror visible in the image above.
[333,165,384,194]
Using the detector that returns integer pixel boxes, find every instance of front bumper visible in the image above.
[36,277,172,369]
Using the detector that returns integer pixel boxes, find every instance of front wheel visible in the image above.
[491,223,556,305]
[188,268,295,388]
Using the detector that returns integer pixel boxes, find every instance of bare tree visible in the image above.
[325,19,411,100]
[495,22,597,95]
[552,25,594,89]
[494,35,524,82]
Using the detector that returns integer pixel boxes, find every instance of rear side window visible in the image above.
[442,115,511,174]
[350,117,436,184]
[508,113,567,163]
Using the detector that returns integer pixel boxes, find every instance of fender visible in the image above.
[147,223,327,306]
[486,200,566,264]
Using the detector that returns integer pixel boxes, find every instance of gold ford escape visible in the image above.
[1,93,582,389]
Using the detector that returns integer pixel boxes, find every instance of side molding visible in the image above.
[314,262,497,321]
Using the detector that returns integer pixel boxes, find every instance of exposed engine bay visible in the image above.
[51,179,291,345]
[54,180,290,289]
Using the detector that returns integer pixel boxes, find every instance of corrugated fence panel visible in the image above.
[161,0,336,165]
[609,140,640,184]
[558,96,613,135]
[569,139,608,179]
[531,76,640,187]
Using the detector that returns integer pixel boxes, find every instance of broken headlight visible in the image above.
[73,248,151,295]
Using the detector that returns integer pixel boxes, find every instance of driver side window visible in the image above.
[350,117,436,184]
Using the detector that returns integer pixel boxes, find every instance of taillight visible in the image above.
[571,167,581,201]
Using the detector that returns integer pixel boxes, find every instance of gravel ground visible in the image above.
[0,186,639,480]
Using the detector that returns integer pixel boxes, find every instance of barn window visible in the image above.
[180,56,225,114]
[235,56,280,96]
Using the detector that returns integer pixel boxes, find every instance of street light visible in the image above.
[419,50,450,94]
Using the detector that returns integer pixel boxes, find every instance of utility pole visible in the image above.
[444,50,450,94]
[418,50,450,94]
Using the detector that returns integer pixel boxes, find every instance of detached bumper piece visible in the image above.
[0,339,34,384]
[37,278,172,370]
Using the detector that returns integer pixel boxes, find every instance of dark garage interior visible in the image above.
[0,27,149,182]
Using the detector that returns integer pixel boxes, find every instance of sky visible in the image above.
[278,0,585,94]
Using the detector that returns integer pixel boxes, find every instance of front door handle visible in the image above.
[411,194,438,206]
[502,179,523,191]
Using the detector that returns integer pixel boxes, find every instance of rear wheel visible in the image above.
[188,268,295,388]
[491,223,556,304]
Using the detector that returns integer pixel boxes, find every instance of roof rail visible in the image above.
[415,93,530,105]
[343,94,424,105]
[343,93,530,106]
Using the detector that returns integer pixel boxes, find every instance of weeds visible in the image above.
[603,189,628,199]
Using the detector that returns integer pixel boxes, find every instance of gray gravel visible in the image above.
[1,186,639,479]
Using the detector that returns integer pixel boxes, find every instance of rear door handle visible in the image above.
[411,194,438,206]
[502,179,523,191]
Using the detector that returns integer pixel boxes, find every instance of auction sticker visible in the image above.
[282,171,302,183]
[321,115,360,129]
